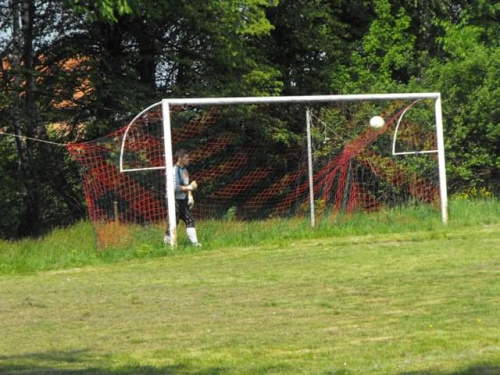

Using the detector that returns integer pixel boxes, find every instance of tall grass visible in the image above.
[0,198,498,275]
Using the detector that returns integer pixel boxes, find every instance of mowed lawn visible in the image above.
[0,224,499,374]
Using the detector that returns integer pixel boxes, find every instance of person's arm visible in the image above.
[173,167,197,193]
[182,180,197,192]
[188,190,195,208]
[187,180,197,208]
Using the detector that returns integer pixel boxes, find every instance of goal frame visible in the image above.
[125,93,447,247]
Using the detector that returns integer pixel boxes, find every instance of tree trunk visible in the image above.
[10,0,40,237]
[135,25,157,89]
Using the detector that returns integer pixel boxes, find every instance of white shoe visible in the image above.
[193,242,202,248]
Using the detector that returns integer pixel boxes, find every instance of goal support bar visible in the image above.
[162,100,177,247]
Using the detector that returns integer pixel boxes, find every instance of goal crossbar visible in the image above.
[165,93,441,106]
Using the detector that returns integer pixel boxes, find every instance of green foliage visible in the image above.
[64,0,133,22]
[242,68,283,97]
[333,1,499,195]
[357,0,415,87]
[336,0,422,93]
[219,0,279,36]
[0,138,22,238]
[224,206,237,221]
[452,186,495,200]
[263,0,358,95]
[423,20,500,193]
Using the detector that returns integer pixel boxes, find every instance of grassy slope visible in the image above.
[0,200,499,374]
[0,199,499,274]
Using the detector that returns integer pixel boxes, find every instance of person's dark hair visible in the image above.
[174,149,188,162]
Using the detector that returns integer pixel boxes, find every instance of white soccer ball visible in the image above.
[369,116,385,129]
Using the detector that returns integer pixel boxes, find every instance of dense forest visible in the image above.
[0,0,498,239]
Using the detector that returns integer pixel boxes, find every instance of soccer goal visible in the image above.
[69,93,447,249]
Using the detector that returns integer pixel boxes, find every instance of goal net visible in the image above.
[67,94,447,249]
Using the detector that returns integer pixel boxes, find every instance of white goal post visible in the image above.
[123,93,447,247]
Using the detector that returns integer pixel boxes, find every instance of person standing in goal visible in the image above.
[164,149,201,247]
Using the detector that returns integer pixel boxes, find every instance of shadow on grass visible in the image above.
[1,351,498,374]
[0,350,226,374]
[401,365,500,375]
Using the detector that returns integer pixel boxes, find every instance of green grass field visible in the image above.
[0,200,499,374]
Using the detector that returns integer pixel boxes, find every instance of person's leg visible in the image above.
[177,199,201,246]
[186,227,200,246]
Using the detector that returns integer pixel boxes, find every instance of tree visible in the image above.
[262,0,372,95]
[422,19,500,193]
[0,0,87,238]
[0,0,284,238]
[1,0,42,237]
[60,0,283,137]
[63,0,133,22]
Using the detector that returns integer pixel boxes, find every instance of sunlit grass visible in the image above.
[0,198,498,275]
[0,216,499,374]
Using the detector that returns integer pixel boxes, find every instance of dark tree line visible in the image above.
[0,0,498,239]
